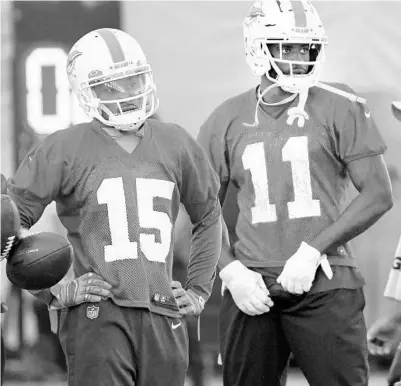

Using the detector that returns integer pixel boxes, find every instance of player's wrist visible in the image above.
[186,289,205,314]
[29,288,55,307]
[219,260,248,283]
[217,245,236,271]
[297,242,321,261]
[49,297,63,310]
[50,282,68,308]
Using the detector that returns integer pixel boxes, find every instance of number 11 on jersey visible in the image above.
[242,136,321,224]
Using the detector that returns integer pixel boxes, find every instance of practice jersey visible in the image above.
[198,84,386,268]
[8,119,221,317]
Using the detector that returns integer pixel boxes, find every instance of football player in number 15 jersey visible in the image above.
[7,28,222,386]
[197,1,393,386]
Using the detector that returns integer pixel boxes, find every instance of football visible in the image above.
[1,194,20,260]
[6,231,73,290]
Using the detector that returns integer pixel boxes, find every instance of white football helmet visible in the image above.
[67,28,158,132]
[243,0,327,93]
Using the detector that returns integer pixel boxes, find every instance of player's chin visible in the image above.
[281,68,308,76]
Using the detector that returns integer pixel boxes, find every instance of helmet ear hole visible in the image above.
[309,45,320,62]
[268,68,278,80]
[265,43,274,56]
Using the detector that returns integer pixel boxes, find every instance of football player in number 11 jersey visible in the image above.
[7,28,222,386]
[197,1,393,385]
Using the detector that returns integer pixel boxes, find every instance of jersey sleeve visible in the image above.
[179,131,222,302]
[197,107,238,270]
[384,233,401,301]
[333,86,387,164]
[7,134,66,228]
[197,108,231,186]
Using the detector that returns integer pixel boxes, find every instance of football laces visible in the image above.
[1,235,16,261]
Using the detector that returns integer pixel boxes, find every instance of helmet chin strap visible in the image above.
[99,104,146,135]
[244,82,309,128]
[100,122,145,138]
[87,88,159,136]
[113,121,145,135]
[286,88,309,128]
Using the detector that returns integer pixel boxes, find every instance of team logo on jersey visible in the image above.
[86,305,99,320]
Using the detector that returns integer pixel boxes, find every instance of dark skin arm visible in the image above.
[217,181,239,271]
[309,154,393,253]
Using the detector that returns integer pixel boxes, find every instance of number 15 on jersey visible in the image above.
[97,177,175,263]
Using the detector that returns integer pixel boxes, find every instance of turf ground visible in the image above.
[3,368,390,386]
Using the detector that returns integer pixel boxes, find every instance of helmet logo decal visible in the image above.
[66,50,82,75]
[244,2,265,26]
[88,70,103,78]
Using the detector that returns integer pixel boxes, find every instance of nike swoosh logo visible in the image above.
[172,321,182,330]
[365,110,371,118]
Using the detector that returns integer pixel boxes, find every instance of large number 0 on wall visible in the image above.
[25,47,90,135]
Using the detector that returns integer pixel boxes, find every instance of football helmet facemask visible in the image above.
[243,0,327,94]
[67,28,158,132]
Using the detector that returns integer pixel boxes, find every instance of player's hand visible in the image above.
[367,316,401,356]
[18,227,30,239]
[219,260,273,316]
[171,280,205,316]
[50,272,112,308]
[277,242,333,295]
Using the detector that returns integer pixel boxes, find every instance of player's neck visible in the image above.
[101,125,134,138]
[259,76,294,105]
[257,76,297,119]
[101,125,142,154]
